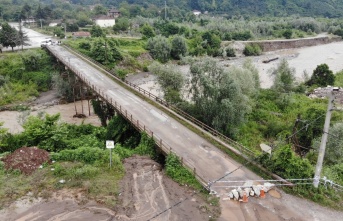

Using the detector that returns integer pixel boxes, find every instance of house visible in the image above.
[49,19,62,27]
[192,10,201,16]
[21,17,36,27]
[93,16,115,28]
[108,8,121,18]
[72,31,91,38]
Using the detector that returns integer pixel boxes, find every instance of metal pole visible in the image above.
[313,91,334,188]
[110,148,112,168]
[164,1,167,20]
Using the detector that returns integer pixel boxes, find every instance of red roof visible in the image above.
[72,32,91,37]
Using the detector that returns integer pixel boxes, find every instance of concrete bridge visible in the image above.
[47,44,260,185]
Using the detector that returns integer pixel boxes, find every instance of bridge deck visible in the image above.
[47,45,260,186]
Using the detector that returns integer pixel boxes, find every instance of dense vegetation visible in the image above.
[0,49,53,107]
[0,113,141,206]
[2,0,343,21]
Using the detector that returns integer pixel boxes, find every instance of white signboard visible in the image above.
[260,143,272,155]
[106,140,115,149]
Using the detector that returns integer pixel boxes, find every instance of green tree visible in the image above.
[146,35,171,63]
[314,123,343,165]
[307,64,335,87]
[113,18,130,33]
[268,145,313,179]
[93,5,107,16]
[271,59,296,93]
[229,59,260,98]
[148,62,184,103]
[17,23,30,50]
[201,31,221,56]
[283,29,293,39]
[20,3,32,20]
[171,35,188,60]
[21,50,44,71]
[90,38,122,65]
[90,25,105,38]
[0,22,18,51]
[140,23,155,39]
[188,57,250,136]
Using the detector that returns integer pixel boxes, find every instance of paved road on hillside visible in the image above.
[46,45,343,221]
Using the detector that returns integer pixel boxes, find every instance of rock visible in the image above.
[263,182,275,192]
[244,188,251,195]
[237,187,244,198]
[228,192,234,199]
[252,185,261,197]
[232,189,239,200]
[250,190,255,196]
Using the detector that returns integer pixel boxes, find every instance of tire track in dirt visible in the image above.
[115,156,215,221]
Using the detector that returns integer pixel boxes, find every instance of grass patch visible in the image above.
[0,160,124,209]
[165,153,203,190]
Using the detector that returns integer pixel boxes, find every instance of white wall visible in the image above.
[95,19,115,28]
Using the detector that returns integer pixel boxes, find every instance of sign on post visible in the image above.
[106,140,115,168]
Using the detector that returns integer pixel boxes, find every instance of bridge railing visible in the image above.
[47,45,209,187]
[59,45,258,159]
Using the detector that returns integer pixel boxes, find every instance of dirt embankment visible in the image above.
[115,156,218,221]
[0,154,217,221]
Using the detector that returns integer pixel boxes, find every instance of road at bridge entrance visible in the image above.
[47,45,342,221]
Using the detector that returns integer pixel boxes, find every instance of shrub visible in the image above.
[146,35,171,63]
[225,47,236,57]
[261,145,314,179]
[243,43,262,56]
[307,64,335,87]
[171,36,188,60]
[165,153,202,190]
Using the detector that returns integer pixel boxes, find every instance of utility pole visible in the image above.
[313,90,335,188]
[18,21,23,51]
[164,1,167,20]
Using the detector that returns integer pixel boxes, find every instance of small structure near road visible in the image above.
[72,31,91,38]
[93,16,115,28]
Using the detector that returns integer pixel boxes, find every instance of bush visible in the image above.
[134,133,156,159]
[283,29,293,39]
[225,47,236,57]
[243,43,262,56]
[171,36,188,60]
[165,153,202,190]
[146,35,171,63]
[79,42,91,50]
[307,64,335,87]
[261,145,314,179]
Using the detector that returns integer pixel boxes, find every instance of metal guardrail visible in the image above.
[60,44,258,159]
[46,45,208,187]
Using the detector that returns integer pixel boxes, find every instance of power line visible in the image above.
[147,191,198,221]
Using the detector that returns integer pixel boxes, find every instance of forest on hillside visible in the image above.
[1,0,343,21]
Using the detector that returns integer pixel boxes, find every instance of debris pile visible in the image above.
[226,181,275,202]
[1,146,50,174]
[308,86,343,105]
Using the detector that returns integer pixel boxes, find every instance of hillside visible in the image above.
[99,0,343,18]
